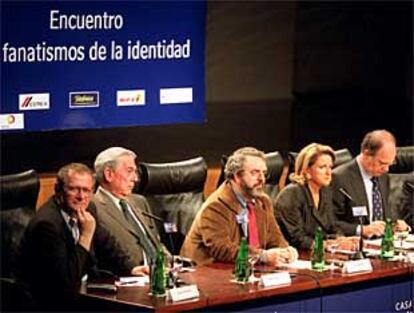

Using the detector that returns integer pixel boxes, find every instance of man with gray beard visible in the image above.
[180,147,297,265]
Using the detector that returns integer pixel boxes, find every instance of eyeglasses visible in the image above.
[64,186,93,195]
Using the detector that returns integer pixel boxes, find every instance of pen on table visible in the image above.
[118,280,141,286]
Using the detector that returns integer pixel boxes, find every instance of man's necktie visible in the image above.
[247,201,260,248]
[68,217,79,243]
[371,177,384,221]
[119,199,157,262]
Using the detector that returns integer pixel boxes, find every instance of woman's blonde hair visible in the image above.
[289,143,335,185]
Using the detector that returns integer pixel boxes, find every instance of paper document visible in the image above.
[282,259,312,270]
[115,276,149,287]
[366,238,414,250]
[281,259,339,271]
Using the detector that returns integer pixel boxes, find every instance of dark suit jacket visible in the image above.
[275,183,340,249]
[93,187,166,265]
[332,159,391,235]
[15,197,135,310]
[396,175,414,229]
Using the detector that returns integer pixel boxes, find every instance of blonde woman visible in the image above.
[275,143,357,250]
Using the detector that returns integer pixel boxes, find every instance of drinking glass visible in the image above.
[396,231,409,259]
[170,257,184,288]
[248,253,260,283]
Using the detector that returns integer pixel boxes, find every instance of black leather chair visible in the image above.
[215,154,229,190]
[388,146,414,221]
[137,157,208,255]
[1,169,39,278]
[389,146,414,174]
[1,169,39,311]
[263,152,288,207]
[1,277,35,311]
[332,148,354,168]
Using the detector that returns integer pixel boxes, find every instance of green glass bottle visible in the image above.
[234,237,250,282]
[311,227,325,271]
[380,218,395,259]
[151,248,166,297]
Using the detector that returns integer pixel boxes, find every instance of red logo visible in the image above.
[21,96,32,107]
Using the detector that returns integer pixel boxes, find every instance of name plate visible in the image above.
[407,252,414,264]
[169,285,199,302]
[260,272,291,287]
[342,259,372,274]
[352,206,368,217]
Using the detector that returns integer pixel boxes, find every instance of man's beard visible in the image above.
[240,181,265,199]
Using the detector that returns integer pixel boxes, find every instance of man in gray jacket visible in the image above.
[93,147,167,269]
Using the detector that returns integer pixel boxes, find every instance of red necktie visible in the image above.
[247,202,260,248]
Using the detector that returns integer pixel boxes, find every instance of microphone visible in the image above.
[405,182,414,192]
[141,211,178,233]
[141,211,163,223]
[338,187,365,259]
[141,210,178,257]
[339,188,353,203]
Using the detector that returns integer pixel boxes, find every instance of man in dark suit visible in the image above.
[395,175,414,229]
[332,130,410,237]
[93,147,167,267]
[15,163,146,311]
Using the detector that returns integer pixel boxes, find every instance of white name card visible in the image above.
[169,285,199,302]
[352,206,368,217]
[407,252,414,264]
[260,272,291,287]
[342,259,372,274]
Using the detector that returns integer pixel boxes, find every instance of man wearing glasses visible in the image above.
[180,147,298,266]
[332,129,410,237]
[16,163,145,311]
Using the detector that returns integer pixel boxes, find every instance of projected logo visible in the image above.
[0,113,24,130]
[19,93,50,110]
[69,92,100,108]
[117,89,146,106]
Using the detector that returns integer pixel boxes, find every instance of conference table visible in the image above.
[79,251,413,312]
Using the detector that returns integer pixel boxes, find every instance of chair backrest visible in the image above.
[333,148,354,168]
[388,146,414,217]
[138,157,208,255]
[0,169,39,277]
[263,151,288,206]
[215,155,229,190]
[0,277,35,311]
[389,146,414,174]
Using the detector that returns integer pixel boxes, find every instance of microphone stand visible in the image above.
[141,211,178,287]
[339,188,365,260]
[351,216,365,260]
[142,211,177,251]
